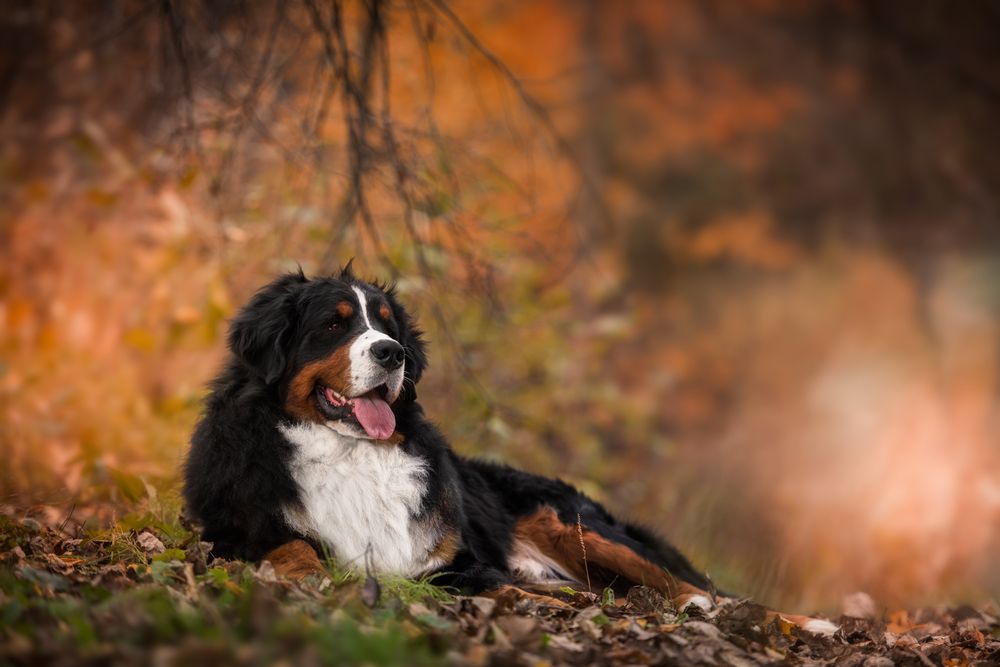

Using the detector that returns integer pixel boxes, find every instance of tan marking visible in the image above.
[429,528,460,564]
[362,431,405,447]
[336,301,354,318]
[284,342,355,422]
[262,540,325,580]
[370,431,405,446]
[378,303,391,320]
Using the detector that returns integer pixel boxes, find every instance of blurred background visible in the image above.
[2,0,1000,613]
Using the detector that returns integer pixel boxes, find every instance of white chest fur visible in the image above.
[279,422,442,576]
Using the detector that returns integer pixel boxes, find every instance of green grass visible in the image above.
[0,499,455,666]
[378,572,457,605]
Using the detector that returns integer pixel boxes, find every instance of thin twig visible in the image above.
[576,513,591,593]
[211,0,287,250]
[57,502,77,536]
[53,2,156,65]
[160,0,198,155]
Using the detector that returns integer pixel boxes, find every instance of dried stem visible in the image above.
[576,513,591,593]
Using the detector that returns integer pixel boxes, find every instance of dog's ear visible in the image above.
[386,288,428,402]
[339,258,356,282]
[228,271,308,384]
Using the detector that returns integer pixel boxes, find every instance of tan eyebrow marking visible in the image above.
[336,301,354,318]
[378,303,391,320]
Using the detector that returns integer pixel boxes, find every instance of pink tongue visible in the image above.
[352,395,396,440]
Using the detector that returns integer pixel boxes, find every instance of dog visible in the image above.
[183,267,836,633]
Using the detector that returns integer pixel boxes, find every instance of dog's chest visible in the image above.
[279,422,442,576]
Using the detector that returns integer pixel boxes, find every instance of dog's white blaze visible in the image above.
[348,286,404,402]
[508,538,574,584]
[352,286,374,328]
[279,421,441,576]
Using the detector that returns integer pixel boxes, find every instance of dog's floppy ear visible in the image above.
[228,271,308,384]
[386,287,427,402]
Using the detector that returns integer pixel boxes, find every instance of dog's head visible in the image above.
[227,266,427,440]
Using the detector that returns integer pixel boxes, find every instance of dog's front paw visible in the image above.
[262,540,326,580]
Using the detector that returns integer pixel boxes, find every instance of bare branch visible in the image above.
[378,5,501,407]
[425,0,615,243]
[160,0,198,153]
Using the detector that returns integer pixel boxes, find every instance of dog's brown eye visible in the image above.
[328,320,342,331]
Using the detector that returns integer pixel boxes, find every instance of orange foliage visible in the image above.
[2,0,999,614]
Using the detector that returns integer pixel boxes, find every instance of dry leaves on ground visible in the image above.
[0,506,997,666]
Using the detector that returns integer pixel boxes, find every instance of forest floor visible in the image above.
[1,502,998,666]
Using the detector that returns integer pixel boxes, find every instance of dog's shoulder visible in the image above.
[184,363,301,560]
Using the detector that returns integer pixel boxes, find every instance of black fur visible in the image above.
[184,269,710,593]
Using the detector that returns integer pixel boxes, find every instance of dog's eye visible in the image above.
[330,301,353,331]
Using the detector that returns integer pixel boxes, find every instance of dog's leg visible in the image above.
[512,507,837,635]
[512,507,698,601]
[262,539,326,580]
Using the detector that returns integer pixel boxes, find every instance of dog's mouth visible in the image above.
[315,384,396,440]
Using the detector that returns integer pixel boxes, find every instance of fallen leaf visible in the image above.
[137,531,165,555]
[842,591,877,619]
[255,560,277,583]
[547,634,584,652]
[469,596,497,619]
[489,621,512,650]
[495,615,540,649]
[605,646,653,665]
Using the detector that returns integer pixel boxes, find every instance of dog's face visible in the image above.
[227,268,427,441]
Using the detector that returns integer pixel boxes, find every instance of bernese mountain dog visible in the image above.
[183,267,836,634]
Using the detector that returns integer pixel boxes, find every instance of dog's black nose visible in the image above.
[370,339,405,370]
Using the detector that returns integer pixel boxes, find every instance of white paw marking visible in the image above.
[508,538,573,583]
[680,594,714,612]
